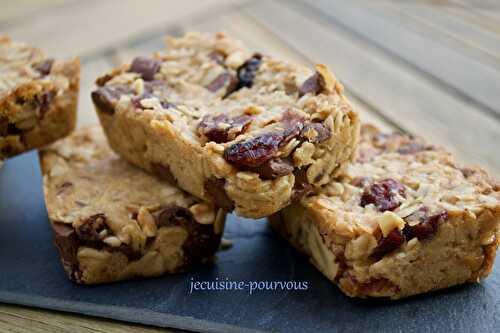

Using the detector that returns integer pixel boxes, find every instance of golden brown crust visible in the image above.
[40,126,225,284]
[271,124,500,299]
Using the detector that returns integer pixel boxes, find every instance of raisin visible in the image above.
[236,53,262,90]
[299,122,331,143]
[75,213,107,243]
[198,114,252,143]
[129,57,161,81]
[371,229,404,260]
[403,209,448,241]
[33,59,54,76]
[91,85,132,115]
[360,178,406,212]
[298,72,321,97]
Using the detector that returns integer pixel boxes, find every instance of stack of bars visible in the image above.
[1,32,499,299]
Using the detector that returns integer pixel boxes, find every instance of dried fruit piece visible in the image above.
[129,57,161,81]
[198,113,252,143]
[236,53,262,90]
[75,213,107,243]
[360,178,406,212]
[371,229,404,259]
[292,167,313,201]
[403,209,448,241]
[205,72,238,97]
[299,64,335,97]
[247,157,294,180]
[204,177,234,211]
[208,50,226,65]
[299,122,331,143]
[33,58,54,76]
[397,142,431,155]
[151,162,178,186]
[91,85,132,115]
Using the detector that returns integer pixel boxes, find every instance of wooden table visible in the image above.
[1,0,500,331]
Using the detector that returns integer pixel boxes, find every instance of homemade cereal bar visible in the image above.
[0,36,79,159]
[270,124,499,299]
[92,32,359,218]
[40,126,225,284]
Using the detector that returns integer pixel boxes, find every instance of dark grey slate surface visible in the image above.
[0,152,499,333]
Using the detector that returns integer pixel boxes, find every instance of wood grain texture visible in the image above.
[245,0,500,175]
[0,0,246,59]
[304,0,500,119]
[0,304,183,333]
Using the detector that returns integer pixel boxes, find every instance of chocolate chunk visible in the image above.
[155,205,221,267]
[95,74,114,87]
[236,53,262,90]
[198,113,252,143]
[151,162,178,187]
[298,72,321,97]
[371,229,405,260]
[91,86,131,115]
[208,50,226,65]
[204,177,234,211]
[129,57,161,81]
[33,58,54,76]
[205,72,238,97]
[292,167,314,201]
[299,122,331,143]
[0,117,8,136]
[75,213,107,243]
[403,208,448,241]
[52,222,81,282]
[360,178,406,212]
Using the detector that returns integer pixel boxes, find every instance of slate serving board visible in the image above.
[0,152,499,333]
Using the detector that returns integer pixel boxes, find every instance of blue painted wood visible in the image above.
[0,152,498,333]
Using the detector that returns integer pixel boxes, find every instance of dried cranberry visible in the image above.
[208,50,226,65]
[198,114,252,143]
[236,53,262,90]
[33,59,54,76]
[360,178,406,212]
[245,157,294,180]
[299,122,331,143]
[371,229,404,259]
[129,57,161,81]
[298,72,321,97]
[205,72,238,97]
[403,209,448,241]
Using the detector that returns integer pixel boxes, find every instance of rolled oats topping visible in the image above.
[271,124,500,299]
[40,126,225,284]
[92,32,359,218]
[0,36,79,159]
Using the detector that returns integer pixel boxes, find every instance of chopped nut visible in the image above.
[137,207,157,237]
[376,211,405,237]
[189,202,215,225]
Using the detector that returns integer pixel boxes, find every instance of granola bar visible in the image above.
[91,32,359,218]
[270,124,500,299]
[0,36,79,159]
[40,126,225,284]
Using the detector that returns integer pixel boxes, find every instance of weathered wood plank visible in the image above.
[369,1,500,70]
[0,304,181,333]
[245,0,500,175]
[0,0,245,59]
[302,0,500,120]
